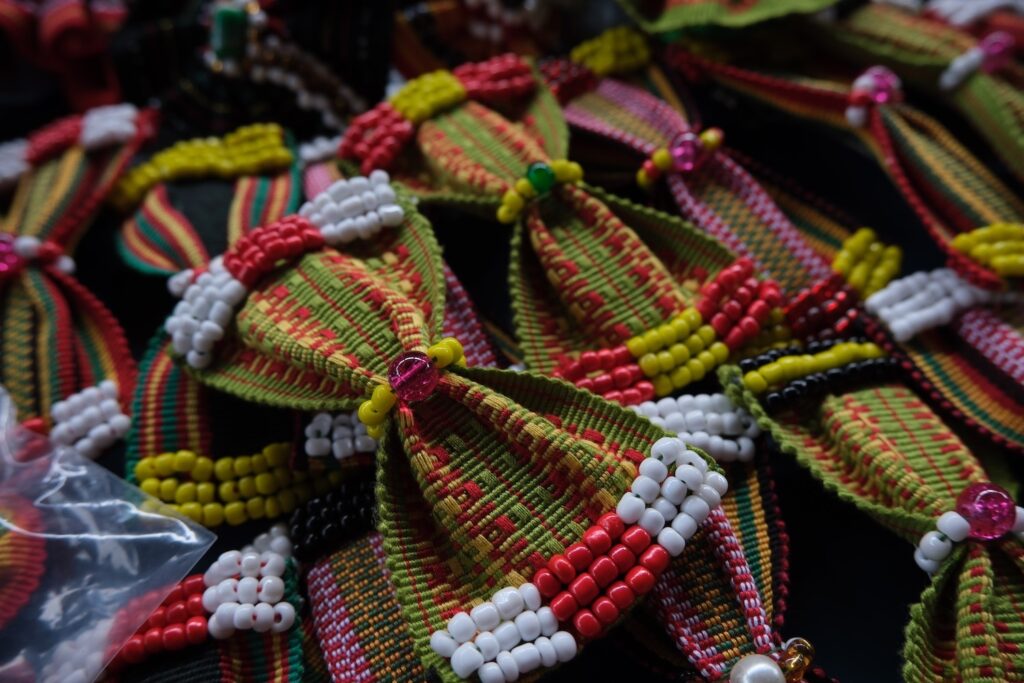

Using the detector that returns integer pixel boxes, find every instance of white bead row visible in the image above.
[298,171,404,247]
[249,60,343,130]
[865,268,1022,343]
[631,393,759,463]
[914,507,1024,574]
[615,436,727,555]
[429,583,577,680]
[0,139,28,191]
[11,235,76,274]
[202,538,295,639]
[299,135,342,165]
[49,380,130,459]
[165,257,249,369]
[241,522,294,557]
[80,103,139,151]
[304,411,377,460]
[40,616,113,683]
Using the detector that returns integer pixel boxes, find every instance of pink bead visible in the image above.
[955,483,1016,540]
[980,31,1014,74]
[0,235,21,278]
[669,132,702,173]
[387,351,440,402]
[866,66,900,104]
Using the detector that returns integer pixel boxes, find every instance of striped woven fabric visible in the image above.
[614,0,837,32]
[722,366,1024,682]
[814,3,1024,184]
[118,184,209,276]
[0,110,155,423]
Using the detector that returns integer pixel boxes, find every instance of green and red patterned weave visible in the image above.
[614,0,837,33]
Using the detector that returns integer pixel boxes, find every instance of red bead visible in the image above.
[724,328,746,350]
[596,348,615,370]
[625,566,656,595]
[718,268,739,291]
[606,581,635,610]
[701,282,722,302]
[621,388,642,405]
[161,624,187,651]
[186,593,205,616]
[735,258,755,278]
[739,316,760,336]
[612,345,633,365]
[621,526,651,554]
[733,286,753,307]
[568,573,599,606]
[185,616,208,644]
[549,592,579,622]
[572,609,602,639]
[696,298,717,321]
[565,543,594,571]
[710,312,732,338]
[597,512,624,539]
[121,635,146,664]
[165,601,188,624]
[588,556,618,587]
[608,544,636,573]
[576,377,595,392]
[612,366,634,389]
[533,568,563,597]
[548,554,576,584]
[592,597,620,625]
[749,300,771,324]
[592,373,613,394]
[722,300,743,320]
[163,585,185,605]
[143,627,165,654]
[639,544,670,574]
[636,381,655,401]
[582,527,612,554]
[580,351,600,372]
[603,390,623,404]
[146,606,167,629]
[761,288,782,308]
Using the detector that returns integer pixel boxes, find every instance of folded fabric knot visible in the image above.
[845,66,903,127]
[939,30,1015,90]
[0,234,75,281]
[951,222,1024,278]
[496,160,583,223]
[637,128,724,189]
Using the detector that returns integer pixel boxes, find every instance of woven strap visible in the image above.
[614,0,837,32]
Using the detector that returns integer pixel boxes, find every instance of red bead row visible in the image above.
[26,114,83,165]
[531,512,669,641]
[554,346,655,405]
[453,53,534,102]
[785,274,860,341]
[222,215,325,288]
[112,574,209,668]
[539,58,598,104]
[696,258,781,351]
[338,103,415,175]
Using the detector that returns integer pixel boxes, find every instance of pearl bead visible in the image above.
[493,587,524,620]
[258,575,285,604]
[661,476,687,506]
[430,630,458,658]
[729,654,786,683]
[675,464,704,492]
[914,547,940,574]
[698,484,721,508]
[537,606,557,636]
[237,577,259,604]
[650,437,682,465]
[253,602,275,632]
[705,471,729,496]
[471,602,500,631]
[232,603,255,630]
[651,496,678,522]
[681,496,711,524]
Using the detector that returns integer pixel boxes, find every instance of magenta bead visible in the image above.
[955,483,1015,541]
[387,351,439,402]
[0,235,21,279]
[866,66,900,104]
[980,31,1015,74]
[669,133,702,173]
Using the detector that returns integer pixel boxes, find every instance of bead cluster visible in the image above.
[299,134,342,165]
[110,123,292,211]
[0,234,76,282]
[831,227,902,297]
[915,483,1024,574]
[304,411,377,461]
[166,216,324,368]
[112,575,209,667]
[741,339,885,394]
[630,393,760,463]
[784,273,860,342]
[39,617,116,683]
[636,128,724,189]
[845,66,902,127]
[430,584,577,681]
[297,170,405,245]
[134,444,340,527]
[201,538,296,639]
[539,58,598,104]
[939,30,1015,91]
[864,268,1021,343]
[356,338,465,439]
[495,160,583,224]
[0,139,28,190]
[80,104,140,151]
[554,345,655,406]
[49,380,131,459]
[288,474,375,562]
[569,26,649,77]
[390,69,468,124]
[952,222,1024,278]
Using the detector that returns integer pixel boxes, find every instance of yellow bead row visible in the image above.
[134,443,338,527]
[741,341,884,394]
[110,123,292,211]
[496,160,583,224]
[624,308,730,397]
[832,228,901,297]
[570,26,650,77]
[389,70,467,124]
[952,222,1024,277]
[356,338,465,439]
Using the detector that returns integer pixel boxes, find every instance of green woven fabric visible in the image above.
[616,0,837,32]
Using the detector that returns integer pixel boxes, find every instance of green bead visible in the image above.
[525,162,556,195]
[212,6,248,61]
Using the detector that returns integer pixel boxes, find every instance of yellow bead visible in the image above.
[441,337,464,362]
[655,350,674,373]
[626,336,648,357]
[636,169,652,189]
[264,443,289,467]
[861,343,884,359]
[681,309,702,328]
[214,458,236,481]
[428,343,455,368]
[154,453,176,477]
[657,323,678,346]
[159,478,179,502]
[233,456,252,477]
[238,476,257,499]
[743,371,768,393]
[993,254,1024,276]
[264,496,282,519]
[515,178,536,198]
[367,424,385,440]
[670,317,691,340]
[192,456,214,482]
[697,325,715,345]
[358,400,388,426]
[180,502,203,523]
[245,497,266,520]
[251,454,268,473]
[566,162,584,183]
[219,480,240,503]
[685,334,705,355]
[699,128,723,151]
[140,478,161,498]
[669,343,691,366]
[685,358,705,382]
[224,501,247,526]
[256,473,279,495]
[652,149,672,171]
[273,466,292,488]
[196,482,215,504]
[652,374,674,397]
[760,363,785,386]
[175,482,197,504]
[173,450,197,472]
[669,366,692,389]
[709,342,729,364]
[697,350,716,369]
[277,489,298,514]
[135,458,156,481]
[642,329,663,352]
[639,353,662,378]
[496,204,519,224]
[202,502,225,527]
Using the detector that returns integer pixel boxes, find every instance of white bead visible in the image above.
[217,578,239,603]
[478,662,504,683]
[430,630,458,658]
[675,464,704,492]
[660,476,687,506]
[258,576,285,604]
[241,552,262,577]
[914,547,940,574]
[650,437,683,465]
[332,438,355,460]
[664,412,687,433]
[631,475,661,503]
[656,397,678,416]
[1014,508,1024,534]
[475,631,499,661]
[684,410,706,432]
[518,583,541,611]
[729,653,786,683]
[271,602,295,633]
[261,551,287,576]
[721,412,741,436]
[448,612,477,643]
[237,576,259,604]
[208,615,235,639]
[471,602,500,632]
[232,603,255,630]
[378,204,405,227]
[705,413,724,435]
[534,636,557,667]
[638,508,665,536]
[550,631,577,662]
[671,512,698,539]
[698,484,722,508]
[657,527,686,557]
[681,496,711,525]
[639,457,669,483]
[616,493,645,524]
[936,511,970,543]
[737,437,755,462]
[918,531,952,562]
[268,536,292,557]
[493,587,524,620]
[677,449,708,473]
[511,643,541,673]
[494,621,520,650]
[705,471,729,496]
[496,651,519,681]
[253,602,275,633]
[451,642,484,678]
[651,496,677,522]
[217,550,242,572]
[514,610,541,642]
[536,606,557,637]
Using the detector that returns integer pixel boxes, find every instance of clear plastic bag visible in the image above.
[0,386,215,683]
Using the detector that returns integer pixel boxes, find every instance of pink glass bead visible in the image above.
[0,234,21,280]
[980,31,1015,74]
[669,133,702,173]
[955,483,1015,540]
[387,351,439,402]
[866,66,901,104]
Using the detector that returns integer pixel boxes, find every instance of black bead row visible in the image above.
[761,356,899,412]
[289,473,376,562]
